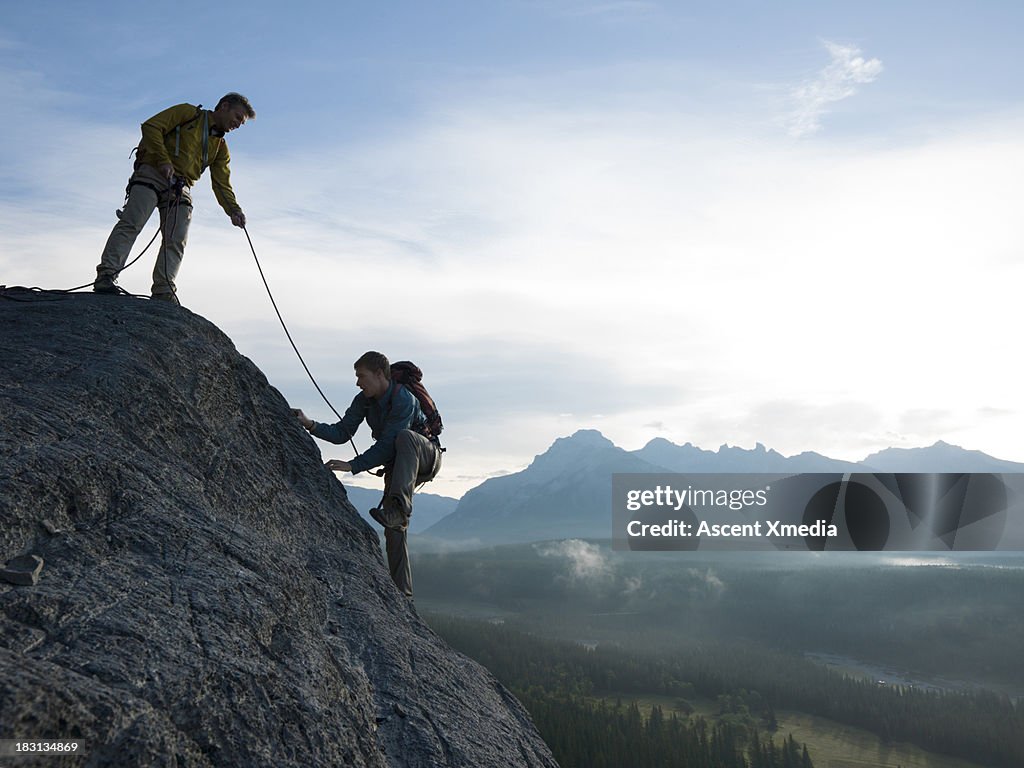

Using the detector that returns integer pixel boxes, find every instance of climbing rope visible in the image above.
[241,224,360,457]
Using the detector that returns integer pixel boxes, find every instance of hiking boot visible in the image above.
[93,274,118,294]
[369,498,409,531]
[150,292,179,305]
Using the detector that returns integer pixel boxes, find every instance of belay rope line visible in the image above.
[242,227,433,484]
[0,230,160,298]
[3,176,180,298]
[1,200,370,462]
[240,225,360,458]
[158,175,186,306]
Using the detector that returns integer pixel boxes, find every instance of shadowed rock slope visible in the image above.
[0,288,557,768]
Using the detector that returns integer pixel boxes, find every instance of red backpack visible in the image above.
[390,361,443,442]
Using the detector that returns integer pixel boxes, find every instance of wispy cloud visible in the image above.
[788,40,883,137]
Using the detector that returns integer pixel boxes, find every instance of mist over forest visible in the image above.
[415,545,1024,692]
[416,543,1024,767]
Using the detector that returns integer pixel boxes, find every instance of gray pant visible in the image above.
[97,164,193,296]
[382,430,442,597]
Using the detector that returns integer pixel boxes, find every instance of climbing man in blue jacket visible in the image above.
[293,351,442,597]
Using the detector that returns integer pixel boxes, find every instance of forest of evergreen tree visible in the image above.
[428,614,1023,768]
[522,694,813,768]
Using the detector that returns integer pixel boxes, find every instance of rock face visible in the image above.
[0,288,557,768]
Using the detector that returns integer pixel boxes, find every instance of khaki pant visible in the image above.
[382,430,442,597]
[97,164,193,297]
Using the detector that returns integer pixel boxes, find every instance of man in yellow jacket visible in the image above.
[94,93,255,302]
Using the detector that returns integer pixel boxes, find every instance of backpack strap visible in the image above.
[169,106,210,173]
[385,381,437,443]
[132,104,207,172]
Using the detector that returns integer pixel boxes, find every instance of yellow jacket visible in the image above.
[136,103,241,215]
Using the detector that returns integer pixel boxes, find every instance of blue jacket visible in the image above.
[311,381,425,474]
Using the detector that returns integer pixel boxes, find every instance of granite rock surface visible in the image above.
[0,287,557,768]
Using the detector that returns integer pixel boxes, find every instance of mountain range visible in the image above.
[420,430,1024,544]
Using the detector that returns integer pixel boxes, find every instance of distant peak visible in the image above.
[867,440,966,458]
[525,430,620,474]
[562,429,613,446]
[643,437,676,448]
[641,437,700,452]
[717,442,780,456]
[544,428,614,456]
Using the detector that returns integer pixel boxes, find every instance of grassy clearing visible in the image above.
[590,692,986,768]
[766,710,984,768]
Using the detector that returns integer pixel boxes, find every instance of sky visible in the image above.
[3,1,1023,498]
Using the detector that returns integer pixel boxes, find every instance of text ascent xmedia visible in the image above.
[625,484,769,512]
[626,519,839,538]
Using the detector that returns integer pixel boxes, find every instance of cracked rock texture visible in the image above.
[0,288,557,768]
